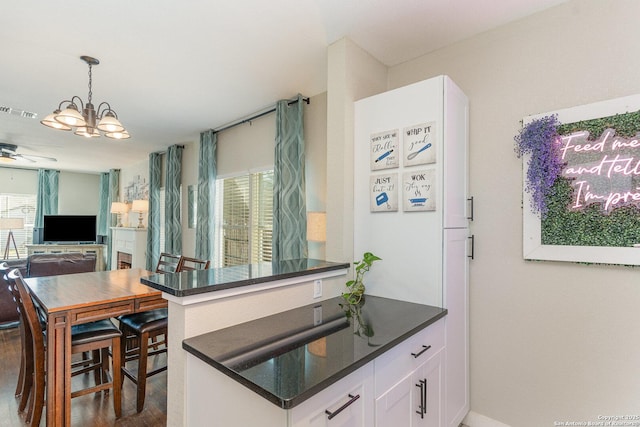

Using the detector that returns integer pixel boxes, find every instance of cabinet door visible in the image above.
[291,364,373,427]
[443,228,469,426]
[375,374,413,427]
[415,350,443,426]
[443,77,469,229]
[375,350,443,427]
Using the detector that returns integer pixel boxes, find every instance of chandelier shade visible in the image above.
[40,109,72,131]
[41,56,129,140]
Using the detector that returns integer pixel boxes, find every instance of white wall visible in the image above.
[385,0,640,425]
[58,171,100,214]
[0,166,100,215]
[118,92,328,261]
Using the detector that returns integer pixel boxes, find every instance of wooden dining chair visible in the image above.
[1,262,30,411]
[178,256,210,272]
[155,252,183,273]
[8,269,123,426]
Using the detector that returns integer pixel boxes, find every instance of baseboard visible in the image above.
[463,411,512,427]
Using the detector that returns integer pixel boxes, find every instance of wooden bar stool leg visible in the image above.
[112,336,122,418]
[136,330,150,413]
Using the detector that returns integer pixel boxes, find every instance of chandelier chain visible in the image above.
[87,63,93,105]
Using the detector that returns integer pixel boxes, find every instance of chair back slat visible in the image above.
[155,253,182,274]
[177,256,210,272]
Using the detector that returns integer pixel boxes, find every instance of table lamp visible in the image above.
[306,212,326,242]
[0,217,24,259]
[131,200,149,229]
[110,202,129,227]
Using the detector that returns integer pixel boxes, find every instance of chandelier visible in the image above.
[40,56,130,139]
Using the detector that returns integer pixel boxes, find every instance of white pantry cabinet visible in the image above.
[354,75,470,427]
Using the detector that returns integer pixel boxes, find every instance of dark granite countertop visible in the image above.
[140,258,350,297]
[182,295,447,409]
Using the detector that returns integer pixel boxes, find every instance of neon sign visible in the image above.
[560,129,640,212]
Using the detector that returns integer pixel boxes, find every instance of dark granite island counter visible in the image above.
[182,295,447,426]
[141,258,349,297]
[141,258,350,427]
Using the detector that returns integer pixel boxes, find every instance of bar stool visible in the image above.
[117,252,179,413]
[9,269,123,426]
[118,254,210,412]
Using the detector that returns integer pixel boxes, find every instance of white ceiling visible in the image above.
[0,0,568,173]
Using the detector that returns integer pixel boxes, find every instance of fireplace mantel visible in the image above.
[111,227,148,270]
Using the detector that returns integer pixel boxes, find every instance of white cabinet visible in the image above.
[291,363,374,427]
[354,75,470,426]
[186,353,373,427]
[375,319,445,427]
[444,228,469,427]
[376,350,443,427]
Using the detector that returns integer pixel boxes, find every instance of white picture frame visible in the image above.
[522,94,640,265]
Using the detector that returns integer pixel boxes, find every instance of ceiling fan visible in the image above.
[0,143,57,163]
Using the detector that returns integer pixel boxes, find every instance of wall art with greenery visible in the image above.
[518,94,640,265]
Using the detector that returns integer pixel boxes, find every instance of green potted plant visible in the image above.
[342,252,381,305]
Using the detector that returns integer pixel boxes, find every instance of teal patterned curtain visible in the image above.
[146,152,162,270]
[34,169,59,228]
[195,131,217,261]
[165,145,183,255]
[96,172,110,236]
[273,95,307,261]
[105,169,119,269]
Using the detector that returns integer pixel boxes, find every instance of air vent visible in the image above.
[0,106,38,119]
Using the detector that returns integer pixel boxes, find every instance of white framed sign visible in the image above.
[403,170,436,211]
[522,94,640,265]
[370,173,398,212]
[370,129,399,171]
[403,122,436,167]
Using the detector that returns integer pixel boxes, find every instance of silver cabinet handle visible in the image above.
[325,394,360,420]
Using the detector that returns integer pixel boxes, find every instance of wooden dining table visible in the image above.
[25,268,167,427]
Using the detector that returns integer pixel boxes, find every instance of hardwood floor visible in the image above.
[0,326,167,426]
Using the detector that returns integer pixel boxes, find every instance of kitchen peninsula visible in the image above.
[183,295,447,426]
[141,258,351,427]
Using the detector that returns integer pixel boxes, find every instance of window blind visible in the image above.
[215,171,273,267]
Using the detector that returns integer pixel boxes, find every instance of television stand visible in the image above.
[26,244,107,271]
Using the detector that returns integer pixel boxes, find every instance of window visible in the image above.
[215,170,273,267]
[0,193,36,258]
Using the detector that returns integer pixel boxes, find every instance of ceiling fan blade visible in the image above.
[15,153,57,162]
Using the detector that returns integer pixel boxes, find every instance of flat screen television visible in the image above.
[43,215,97,243]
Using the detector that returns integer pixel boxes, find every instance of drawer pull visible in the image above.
[411,344,431,358]
[325,394,360,420]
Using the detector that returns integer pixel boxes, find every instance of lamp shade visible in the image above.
[40,110,72,131]
[131,199,149,213]
[105,130,130,140]
[0,217,24,230]
[97,112,124,133]
[306,212,326,242]
[55,106,87,127]
[110,202,129,214]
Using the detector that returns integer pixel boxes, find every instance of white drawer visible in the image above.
[374,317,445,397]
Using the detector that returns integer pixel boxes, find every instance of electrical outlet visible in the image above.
[313,279,322,298]
[313,306,322,325]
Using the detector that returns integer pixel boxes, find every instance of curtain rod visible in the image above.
[151,144,186,155]
[212,96,310,134]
